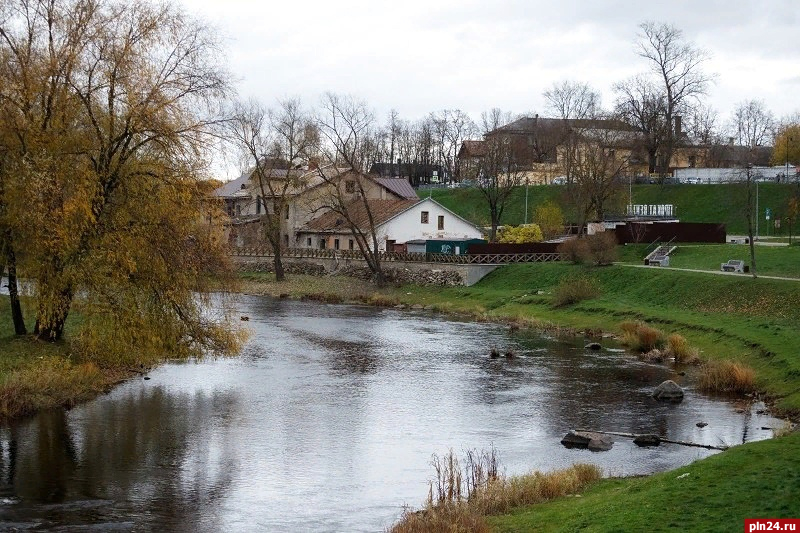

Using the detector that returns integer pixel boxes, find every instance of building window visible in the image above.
[345,180,356,193]
[688,155,697,168]
[256,196,261,214]
[319,238,326,249]
[306,237,312,247]
[236,204,241,216]
[285,205,290,219]
[334,238,340,250]
[284,234,289,247]
[349,239,354,250]
[421,211,429,224]
[438,215,444,230]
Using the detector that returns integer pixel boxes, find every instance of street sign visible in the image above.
[765,207,771,220]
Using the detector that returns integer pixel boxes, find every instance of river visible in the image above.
[0,296,780,531]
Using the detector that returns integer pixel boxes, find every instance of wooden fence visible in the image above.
[231,246,562,264]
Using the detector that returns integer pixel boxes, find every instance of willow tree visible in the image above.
[0,0,237,357]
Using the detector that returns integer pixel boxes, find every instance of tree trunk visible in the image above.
[273,251,285,282]
[5,244,26,335]
[35,285,73,341]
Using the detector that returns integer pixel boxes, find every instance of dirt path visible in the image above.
[617,263,800,282]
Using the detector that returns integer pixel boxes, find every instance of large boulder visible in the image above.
[561,430,613,452]
[652,380,684,402]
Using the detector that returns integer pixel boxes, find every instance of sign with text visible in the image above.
[626,204,675,217]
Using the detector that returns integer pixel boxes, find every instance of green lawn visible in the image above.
[489,431,800,532]
[619,243,800,278]
[427,182,800,235]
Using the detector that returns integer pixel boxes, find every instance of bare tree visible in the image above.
[640,21,712,171]
[315,93,387,285]
[564,123,629,234]
[731,99,775,149]
[687,104,720,145]
[616,22,713,177]
[473,110,524,241]
[429,109,477,182]
[226,98,315,281]
[544,80,601,120]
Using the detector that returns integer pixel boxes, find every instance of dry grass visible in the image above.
[619,321,666,353]
[665,333,701,364]
[468,464,602,516]
[391,504,490,533]
[391,447,601,532]
[698,360,757,394]
[0,356,108,421]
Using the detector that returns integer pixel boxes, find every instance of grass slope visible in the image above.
[619,242,800,278]
[427,182,800,235]
[489,432,800,533]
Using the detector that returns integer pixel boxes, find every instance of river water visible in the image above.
[0,296,781,532]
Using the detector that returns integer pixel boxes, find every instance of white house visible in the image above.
[298,197,484,251]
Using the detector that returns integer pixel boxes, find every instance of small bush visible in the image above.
[552,276,600,307]
[585,232,619,266]
[698,360,756,394]
[620,321,666,353]
[665,333,700,364]
[557,237,590,264]
[498,224,544,243]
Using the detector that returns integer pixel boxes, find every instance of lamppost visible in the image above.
[524,175,529,224]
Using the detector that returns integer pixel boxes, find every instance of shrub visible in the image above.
[534,201,564,239]
[665,333,700,364]
[698,360,756,394]
[620,321,666,353]
[557,237,590,264]
[585,232,619,266]
[498,224,544,243]
[552,276,600,307]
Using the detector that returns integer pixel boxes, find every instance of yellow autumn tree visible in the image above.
[534,200,565,239]
[0,0,239,360]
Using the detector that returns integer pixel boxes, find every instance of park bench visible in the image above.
[720,259,745,273]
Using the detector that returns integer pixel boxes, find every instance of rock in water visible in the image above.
[585,342,602,351]
[633,434,661,447]
[561,430,613,452]
[652,380,684,402]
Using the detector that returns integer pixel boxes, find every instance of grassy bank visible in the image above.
[488,431,800,532]
[427,182,799,235]
[0,302,113,422]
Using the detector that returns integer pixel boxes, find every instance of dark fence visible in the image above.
[614,222,726,244]
[467,242,562,254]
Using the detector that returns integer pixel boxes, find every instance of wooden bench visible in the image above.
[720,259,745,273]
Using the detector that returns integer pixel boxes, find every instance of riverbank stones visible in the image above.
[652,380,685,402]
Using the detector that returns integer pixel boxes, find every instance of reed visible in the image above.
[698,360,756,394]
[391,446,601,532]
[620,321,666,353]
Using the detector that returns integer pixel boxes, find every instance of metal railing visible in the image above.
[231,246,562,264]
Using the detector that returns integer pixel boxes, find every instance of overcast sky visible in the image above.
[182,0,799,176]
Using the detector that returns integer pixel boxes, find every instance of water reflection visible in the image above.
[0,296,782,532]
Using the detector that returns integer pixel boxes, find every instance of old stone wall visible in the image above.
[234,256,498,286]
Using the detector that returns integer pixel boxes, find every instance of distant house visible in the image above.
[368,162,446,187]
[213,166,419,248]
[458,115,775,183]
[297,197,483,252]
